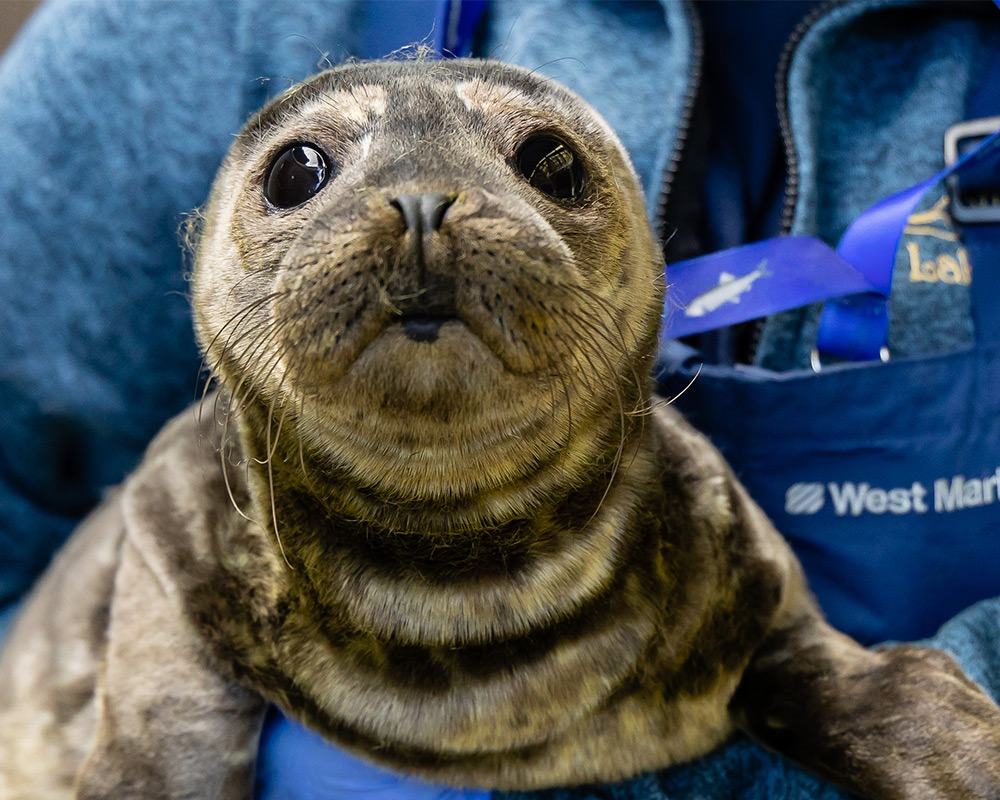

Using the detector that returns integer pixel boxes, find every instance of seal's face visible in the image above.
[194,60,662,508]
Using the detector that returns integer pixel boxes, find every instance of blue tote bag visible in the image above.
[658,125,1000,645]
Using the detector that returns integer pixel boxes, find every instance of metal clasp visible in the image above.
[943,116,1000,225]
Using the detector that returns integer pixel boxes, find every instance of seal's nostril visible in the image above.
[420,193,456,231]
[391,193,460,316]
[391,194,422,233]
[391,193,457,233]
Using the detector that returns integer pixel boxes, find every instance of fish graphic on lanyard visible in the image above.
[684,260,770,318]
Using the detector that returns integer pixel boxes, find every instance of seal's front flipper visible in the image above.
[74,535,266,800]
[731,613,1000,799]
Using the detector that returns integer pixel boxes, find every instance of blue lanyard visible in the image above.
[817,128,1000,361]
[661,125,1000,361]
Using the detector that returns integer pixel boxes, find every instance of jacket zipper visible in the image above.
[774,0,840,236]
[654,0,835,363]
[774,0,989,237]
[654,0,704,245]
[654,1,838,244]
[733,0,839,363]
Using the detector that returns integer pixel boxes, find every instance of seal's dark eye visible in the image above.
[264,144,331,209]
[513,135,585,200]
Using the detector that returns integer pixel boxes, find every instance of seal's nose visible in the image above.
[390,193,459,337]
[391,193,456,233]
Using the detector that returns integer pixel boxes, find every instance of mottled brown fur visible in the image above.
[1,59,1000,800]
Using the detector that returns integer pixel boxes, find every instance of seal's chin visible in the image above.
[344,318,506,416]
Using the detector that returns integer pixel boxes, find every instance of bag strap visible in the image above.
[816,50,1000,360]
[957,47,1000,347]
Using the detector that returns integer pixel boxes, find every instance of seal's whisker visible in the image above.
[224,267,274,300]
[260,360,294,466]
[560,282,639,353]
[561,281,637,338]
[559,297,649,422]
[215,317,276,374]
[196,291,286,421]
[224,335,282,445]
[206,319,291,431]
[651,362,703,411]
[218,390,258,526]
[550,316,631,525]
[228,346,280,420]
[558,308,625,385]
[215,323,302,533]
[204,291,284,367]
[265,388,295,572]
[232,316,303,396]
[294,389,321,493]
[542,335,578,456]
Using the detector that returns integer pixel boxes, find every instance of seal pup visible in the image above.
[2,58,1000,800]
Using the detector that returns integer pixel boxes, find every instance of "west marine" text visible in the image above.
[784,468,1000,517]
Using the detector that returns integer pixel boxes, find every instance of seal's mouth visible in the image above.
[398,313,459,344]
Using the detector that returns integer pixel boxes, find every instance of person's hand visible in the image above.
[255,707,494,800]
